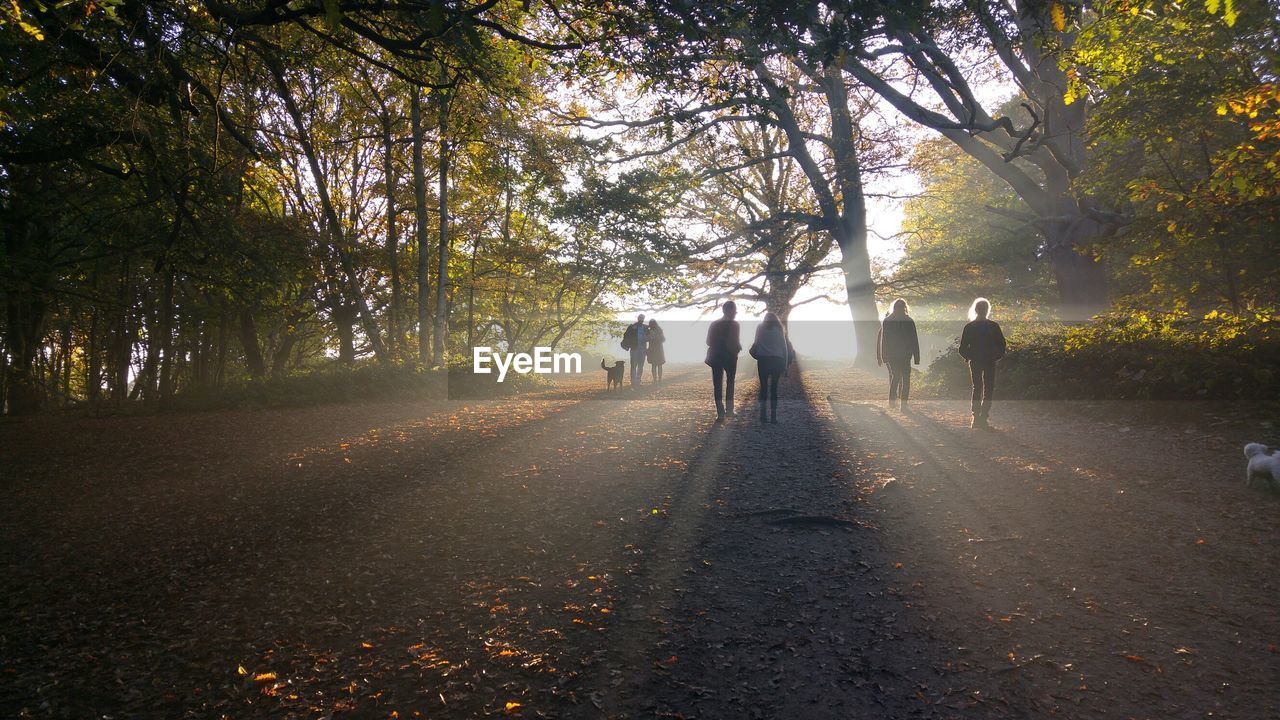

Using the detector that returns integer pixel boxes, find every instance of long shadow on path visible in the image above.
[603,370,981,719]
[825,393,1280,719]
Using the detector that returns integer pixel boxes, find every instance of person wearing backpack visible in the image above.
[876,298,921,410]
[621,313,649,387]
[749,311,794,424]
[957,297,1007,429]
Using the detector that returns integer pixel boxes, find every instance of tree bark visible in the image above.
[411,84,432,366]
[333,303,358,366]
[87,306,102,406]
[381,108,402,358]
[432,79,450,368]
[157,270,176,406]
[3,289,47,415]
[238,309,267,379]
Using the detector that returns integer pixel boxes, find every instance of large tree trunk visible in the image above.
[411,85,432,366]
[837,240,881,368]
[381,109,401,359]
[157,270,176,406]
[1040,189,1111,320]
[87,306,102,407]
[3,291,47,415]
[1045,240,1109,320]
[271,326,300,378]
[432,80,450,368]
[238,309,267,379]
[824,62,881,367]
[333,303,358,366]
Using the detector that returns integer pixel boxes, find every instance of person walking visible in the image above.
[705,301,741,423]
[621,313,648,387]
[957,297,1007,429]
[646,318,666,384]
[876,298,921,410]
[750,311,793,424]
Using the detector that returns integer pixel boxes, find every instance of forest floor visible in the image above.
[2,363,1278,719]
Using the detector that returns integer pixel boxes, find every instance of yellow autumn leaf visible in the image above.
[1050,2,1066,31]
[505,701,523,712]
[254,672,277,682]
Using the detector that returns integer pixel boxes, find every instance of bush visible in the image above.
[916,311,1280,402]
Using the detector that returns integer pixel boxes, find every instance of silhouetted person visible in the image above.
[622,313,648,387]
[705,301,741,423]
[958,297,1007,429]
[751,311,793,424]
[876,298,920,410]
[647,319,666,383]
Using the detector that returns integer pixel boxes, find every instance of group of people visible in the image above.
[702,301,796,425]
[622,295,1007,430]
[875,296,1007,429]
[620,314,667,386]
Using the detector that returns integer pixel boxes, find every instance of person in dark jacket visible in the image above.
[705,301,741,423]
[876,298,921,410]
[646,319,666,383]
[957,297,1007,429]
[621,313,648,387]
[750,311,794,424]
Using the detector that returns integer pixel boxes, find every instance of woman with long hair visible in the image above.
[876,298,921,410]
[750,311,793,424]
[646,318,666,383]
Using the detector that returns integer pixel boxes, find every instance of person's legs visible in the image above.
[887,360,903,405]
[657,364,663,382]
[712,364,725,418]
[630,350,645,386]
[969,362,984,425]
[901,364,912,404]
[768,364,781,421]
[757,360,769,421]
[980,363,995,419]
[724,358,737,414]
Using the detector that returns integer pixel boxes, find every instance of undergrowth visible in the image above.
[917,311,1279,402]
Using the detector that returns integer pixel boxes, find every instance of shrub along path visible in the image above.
[1,364,1274,718]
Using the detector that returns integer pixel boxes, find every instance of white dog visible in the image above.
[1244,443,1280,491]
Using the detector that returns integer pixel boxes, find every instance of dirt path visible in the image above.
[1,365,1276,718]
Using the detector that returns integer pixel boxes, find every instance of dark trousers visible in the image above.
[710,359,737,416]
[629,349,646,385]
[969,361,996,417]
[757,356,785,414]
[886,359,912,402]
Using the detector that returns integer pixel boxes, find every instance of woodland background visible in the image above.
[1,0,1277,415]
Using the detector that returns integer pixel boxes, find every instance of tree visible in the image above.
[890,109,1055,315]
[1072,0,1280,313]
[676,122,839,321]
[593,3,910,362]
